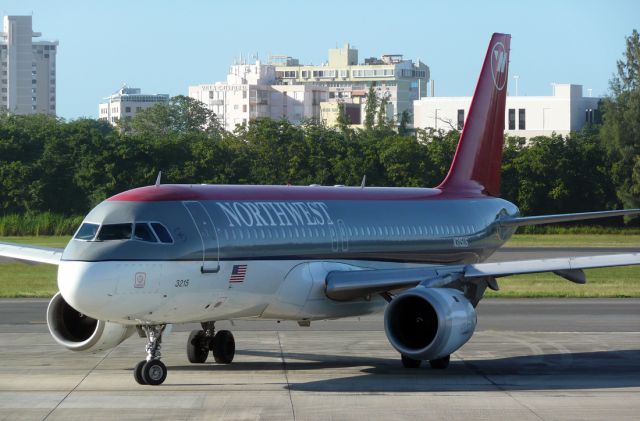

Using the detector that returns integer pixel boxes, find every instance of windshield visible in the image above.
[74,223,100,241]
[96,224,133,241]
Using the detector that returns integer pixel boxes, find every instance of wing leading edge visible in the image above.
[325,253,640,301]
[0,242,63,265]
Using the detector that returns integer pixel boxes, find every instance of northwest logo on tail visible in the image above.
[491,41,508,91]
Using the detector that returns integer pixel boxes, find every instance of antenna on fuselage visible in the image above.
[155,171,162,186]
[360,175,367,189]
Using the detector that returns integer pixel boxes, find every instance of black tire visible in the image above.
[187,330,209,363]
[134,360,147,385]
[142,360,167,385]
[212,330,235,364]
[401,354,422,368]
[429,355,450,369]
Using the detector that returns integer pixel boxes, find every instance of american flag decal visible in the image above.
[229,264,247,283]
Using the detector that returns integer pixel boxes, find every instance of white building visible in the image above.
[272,43,430,123]
[413,84,600,138]
[98,86,169,125]
[189,61,328,131]
[0,15,58,115]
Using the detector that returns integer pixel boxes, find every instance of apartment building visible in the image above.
[0,15,58,115]
[189,61,327,131]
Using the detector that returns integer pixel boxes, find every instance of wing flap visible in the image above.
[0,242,64,265]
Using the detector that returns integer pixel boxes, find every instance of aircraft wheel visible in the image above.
[212,330,235,364]
[142,359,167,386]
[429,355,450,369]
[401,354,422,368]
[187,330,209,363]
[134,360,147,385]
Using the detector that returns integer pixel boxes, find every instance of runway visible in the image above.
[0,299,638,420]
[1,246,639,420]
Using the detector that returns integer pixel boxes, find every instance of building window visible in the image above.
[301,70,309,78]
[586,108,594,123]
[508,109,515,130]
[125,106,131,113]
[242,90,247,99]
[457,109,465,130]
[518,108,526,130]
[209,91,214,99]
[242,104,247,112]
[32,79,37,84]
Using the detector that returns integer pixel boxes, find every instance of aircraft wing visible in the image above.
[498,209,640,227]
[0,242,63,265]
[325,253,640,301]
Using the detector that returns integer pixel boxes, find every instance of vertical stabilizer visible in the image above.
[437,33,511,197]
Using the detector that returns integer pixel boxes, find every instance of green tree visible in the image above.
[364,86,378,129]
[600,29,640,217]
[130,95,221,135]
[376,93,390,129]
[398,110,410,136]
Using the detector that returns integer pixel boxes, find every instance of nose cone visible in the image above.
[58,261,117,319]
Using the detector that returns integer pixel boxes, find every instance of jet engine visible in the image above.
[384,287,476,361]
[46,292,135,353]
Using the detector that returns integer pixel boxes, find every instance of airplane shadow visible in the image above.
[169,348,640,392]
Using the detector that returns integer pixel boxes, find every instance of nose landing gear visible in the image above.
[186,321,235,365]
[134,324,168,386]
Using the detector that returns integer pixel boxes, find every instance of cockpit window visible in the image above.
[96,224,132,241]
[74,223,99,241]
[134,223,157,242]
[150,223,173,244]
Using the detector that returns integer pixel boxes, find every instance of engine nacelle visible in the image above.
[384,287,476,361]
[47,292,135,353]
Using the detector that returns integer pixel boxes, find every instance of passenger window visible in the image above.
[97,224,132,241]
[134,223,157,242]
[150,223,173,244]
[74,223,99,240]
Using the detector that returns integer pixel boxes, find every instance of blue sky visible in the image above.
[2,0,638,119]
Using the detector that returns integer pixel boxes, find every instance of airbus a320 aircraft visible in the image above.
[2,33,639,386]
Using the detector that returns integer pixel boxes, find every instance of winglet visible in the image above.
[155,171,162,186]
[438,33,511,197]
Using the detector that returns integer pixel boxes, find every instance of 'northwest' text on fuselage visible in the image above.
[216,202,334,228]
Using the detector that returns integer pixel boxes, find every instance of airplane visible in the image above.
[1,33,639,386]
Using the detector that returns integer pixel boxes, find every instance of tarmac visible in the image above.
[0,247,639,420]
[0,299,638,421]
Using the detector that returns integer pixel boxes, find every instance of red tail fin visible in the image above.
[437,33,511,197]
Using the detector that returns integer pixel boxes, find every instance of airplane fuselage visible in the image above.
[58,184,519,325]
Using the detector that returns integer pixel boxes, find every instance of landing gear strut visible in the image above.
[134,324,167,386]
[186,321,236,365]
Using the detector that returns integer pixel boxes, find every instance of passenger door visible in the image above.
[183,201,220,273]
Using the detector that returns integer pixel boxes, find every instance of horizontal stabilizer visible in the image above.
[498,209,640,227]
[0,242,63,265]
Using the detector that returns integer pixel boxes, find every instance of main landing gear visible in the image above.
[187,321,235,365]
[133,322,235,386]
[134,324,168,385]
[401,354,450,370]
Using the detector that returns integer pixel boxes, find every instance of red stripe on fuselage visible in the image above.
[107,184,489,202]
